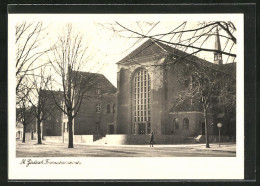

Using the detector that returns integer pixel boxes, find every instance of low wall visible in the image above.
[196,135,236,143]
[25,132,37,141]
[74,135,93,144]
[105,134,185,145]
[43,136,63,142]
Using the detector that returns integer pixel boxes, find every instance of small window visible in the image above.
[183,118,189,130]
[96,103,101,113]
[173,118,179,130]
[107,104,111,114]
[113,104,115,113]
[95,88,101,94]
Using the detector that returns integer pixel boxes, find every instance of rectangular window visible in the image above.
[96,103,101,113]
[95,88,101,94]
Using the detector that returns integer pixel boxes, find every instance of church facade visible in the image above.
[115,38,236,139]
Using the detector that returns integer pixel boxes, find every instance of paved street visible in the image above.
[16,140,236,157]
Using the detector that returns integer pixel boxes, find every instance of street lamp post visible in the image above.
[217,122,222,147]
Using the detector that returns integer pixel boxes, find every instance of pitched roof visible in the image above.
[117,39,213,65]
[117,39,236,73]
[39,90,63,106]
[40,89,63,96]
[71,71,116,94]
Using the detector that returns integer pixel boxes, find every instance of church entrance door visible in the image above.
[109,125,114,134]
[138,123,145,135]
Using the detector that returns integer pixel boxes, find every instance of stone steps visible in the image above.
[183,137,197,144]
[93,136,107,144]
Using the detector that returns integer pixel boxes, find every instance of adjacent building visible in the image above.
[41,72,116,138]
[16,107,37,140]
[71,71,116,136]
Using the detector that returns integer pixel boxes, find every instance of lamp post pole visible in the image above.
[217,122,222,147]
[218,127,220,147]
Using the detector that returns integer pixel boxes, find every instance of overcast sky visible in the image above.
[10,14,238,87]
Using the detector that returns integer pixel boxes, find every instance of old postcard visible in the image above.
[8,13,244,180]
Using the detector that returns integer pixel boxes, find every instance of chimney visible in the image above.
[214,27,223,65]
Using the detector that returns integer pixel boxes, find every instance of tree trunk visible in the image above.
[37,118,42,144]
[204,108,210,148]
[68,115,74,148]
[22,124,26,143]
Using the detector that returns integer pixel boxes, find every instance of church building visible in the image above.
[115,34,236,140]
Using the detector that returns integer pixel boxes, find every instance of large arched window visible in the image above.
[133,69,151,123]
[183,118,189,130]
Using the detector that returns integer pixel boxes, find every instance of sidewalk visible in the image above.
[40,140,236,152]
[16,140,236,157]
[100,142,236,152]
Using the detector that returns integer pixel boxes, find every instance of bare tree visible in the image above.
[113,21,236,61]
[172,58,235,148]
[48,24,100,148]
[24,67,55,144]
[16,21,51,101]
[16,86,35,143]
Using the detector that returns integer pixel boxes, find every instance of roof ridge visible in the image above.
[117,38,213,65]
[71,70,104,75]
